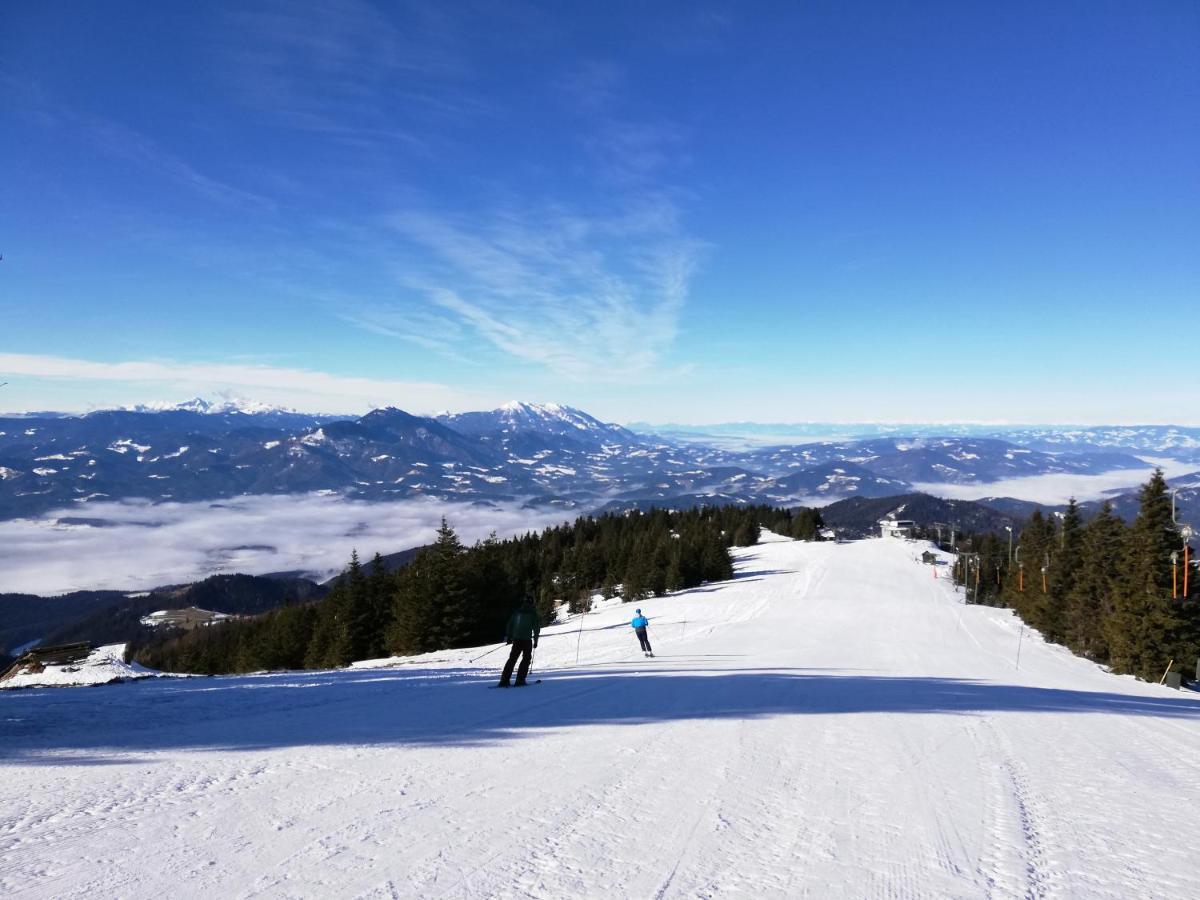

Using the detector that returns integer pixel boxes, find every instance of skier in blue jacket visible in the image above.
[631,609,654,657]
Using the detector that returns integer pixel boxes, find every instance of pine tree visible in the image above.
[601,573,618,600]
[390,519,478,652]
[731,520,759,547]
[791,508,824,542]
[665,541,686,592]
[342,551,377,663]
[427,520,475,647]
[137,505,737,674]
[364,553,392,659]
[622,539,652,602]
[649,535,671,596]
[1107,471,1190,680]
[388,551,437,655]
[1010,511,1054,628]
[1064,502,1124,661]
[303,591,343,668]
[1037,499,1082,643]
[701,529,734,582]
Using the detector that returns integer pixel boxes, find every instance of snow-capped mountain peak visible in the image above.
[115,397,301,416]
[440,402,633,444]
[497,401,589,429]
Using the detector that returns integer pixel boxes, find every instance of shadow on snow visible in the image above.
[4,664,1199,764]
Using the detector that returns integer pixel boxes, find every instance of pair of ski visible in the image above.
[489,679,542,689]
[488,652,654,687]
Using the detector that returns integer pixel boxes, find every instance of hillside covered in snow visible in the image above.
[3,400,1194,524]
[3,534,1198,898]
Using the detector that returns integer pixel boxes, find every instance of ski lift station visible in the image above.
[879,516,916,539]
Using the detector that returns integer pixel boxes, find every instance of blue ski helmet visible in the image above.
[635,608,642,614]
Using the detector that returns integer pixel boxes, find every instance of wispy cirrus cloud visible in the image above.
[0,353,483,415]
[219,12,709,384]
[336,308,480,367]
[82,116,275,211]
[220,0,484,150]
[4,74,271,211]
[352,61,705,383]
[350,46,707,383]
[378,198,703,382]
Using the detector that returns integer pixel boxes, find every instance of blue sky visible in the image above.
[1,1,1197,423]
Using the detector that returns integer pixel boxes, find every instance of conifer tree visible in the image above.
[791,508,824,542]
[342,551,377,663]
[364,553,392,659]
[388,550,439,655]
[601,573,618,600]
[622,543,651,602]
[429,520,475,647]
[649,536,671,596]
[1035,499,1082,643]
[1064,501,1124,661]
[1009,511,1053,628]
[1108,471,1192,680]
[137,506,739,675]
[701,529,735,582]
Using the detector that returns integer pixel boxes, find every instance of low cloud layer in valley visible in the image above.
[912,459,1196,506]
[1,461,1193,596]
[0,494,568,595]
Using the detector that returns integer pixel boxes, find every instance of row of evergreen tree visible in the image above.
[947,471,1199,682]
[133,504,805,675]
[758,506,826,542]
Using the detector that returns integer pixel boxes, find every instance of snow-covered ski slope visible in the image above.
[3,534,1199,899]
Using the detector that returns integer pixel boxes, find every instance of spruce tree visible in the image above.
[342,551,376,663]
[365,553,392,659]
[601,574,618,600]
[1107,471,1190,680]
[1011,511,1054,629]
[388,551,438,655]
[622,540,652,601]
[1065,502,1125,661]
[701,529,735,582]
[1038,499,1082,643]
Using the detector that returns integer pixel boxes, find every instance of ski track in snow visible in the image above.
[4,534,1200,898]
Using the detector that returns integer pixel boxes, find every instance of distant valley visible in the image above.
[4,400,1196,522]
[1,399,1198,601]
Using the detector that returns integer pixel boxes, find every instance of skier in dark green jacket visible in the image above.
[498,598,541,687]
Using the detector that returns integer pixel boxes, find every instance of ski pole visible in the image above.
[469,642,506,663]
[575,607,586,665]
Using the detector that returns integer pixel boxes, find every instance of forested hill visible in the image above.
[819,493,1018,537]
[941,472,1200,683]
[0,574,326,661]
[133,505,800,675]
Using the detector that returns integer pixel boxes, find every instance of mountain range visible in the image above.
[2,398,1196,524]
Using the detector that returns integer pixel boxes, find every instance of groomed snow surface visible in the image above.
[3,534,1200,898]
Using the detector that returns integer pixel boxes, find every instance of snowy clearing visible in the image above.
[2,535,1199,898]
[1,644,156,690]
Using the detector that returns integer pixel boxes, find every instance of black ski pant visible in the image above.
[501,639,533,684]
[635,627,652,653]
